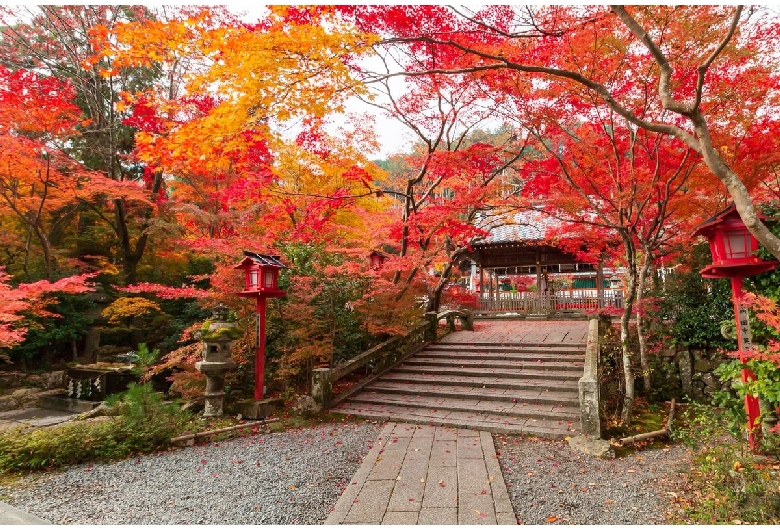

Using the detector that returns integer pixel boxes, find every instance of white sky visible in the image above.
[230,4,414,159]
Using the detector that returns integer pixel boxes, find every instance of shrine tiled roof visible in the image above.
[475,210,558,245]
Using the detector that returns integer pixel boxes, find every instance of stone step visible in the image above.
[348,392,579,421]
[331,404,577,439]
[421,347,585,359]
[403,357,583,372]
[366,381,579,406]
[392,364,582,381]
[379,371,577,392]
[427,342,586,352]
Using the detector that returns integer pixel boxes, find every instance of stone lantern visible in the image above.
[195,303,238,417]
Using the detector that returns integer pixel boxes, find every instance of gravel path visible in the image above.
[495,434,693,525]
[1,421,694,525]
[0,420,382,525]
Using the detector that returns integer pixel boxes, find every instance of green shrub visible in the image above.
[0,383,190,472]
[671,401,780,524]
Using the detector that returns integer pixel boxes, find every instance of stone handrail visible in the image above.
[424,309,474,339]
[311,309,473,409]
[578,316,601,438]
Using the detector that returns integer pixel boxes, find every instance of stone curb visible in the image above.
[0,500,52,525]
[324,422,396,524]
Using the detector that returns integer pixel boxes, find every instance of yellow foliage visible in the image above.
[102,297,162,324]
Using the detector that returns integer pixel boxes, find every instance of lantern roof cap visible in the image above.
[691,202,772,239]
[234,251,286,269]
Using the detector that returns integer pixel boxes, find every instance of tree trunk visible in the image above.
[426,261,453,313]
[619,234,639,425]
[636,248,652,395]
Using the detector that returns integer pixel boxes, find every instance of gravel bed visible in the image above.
[495,434,693,525]
[0,420,382,525]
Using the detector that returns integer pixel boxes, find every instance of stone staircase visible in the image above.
[332,341,584,439]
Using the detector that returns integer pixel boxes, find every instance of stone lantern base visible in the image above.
[195,360,236,417]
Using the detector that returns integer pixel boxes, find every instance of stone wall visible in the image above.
[0,370,66,411]
[651,346,729,401]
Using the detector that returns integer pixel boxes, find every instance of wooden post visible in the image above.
[480,267,485,305]
[596,259,605,309]
[535,259,542,313]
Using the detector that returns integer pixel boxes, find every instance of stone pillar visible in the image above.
[424,311,438,342]
[463,310,474,331]
[578,316,601,438]
[311,368,333,409]
[203,374,227,416]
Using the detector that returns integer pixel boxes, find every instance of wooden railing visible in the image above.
[476,291,624,314]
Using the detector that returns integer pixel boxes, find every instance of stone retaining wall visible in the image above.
[651,346,729,401]
[0,371,66,411]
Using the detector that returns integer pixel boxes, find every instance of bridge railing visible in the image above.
[311,309,472,409]
[476,291,623,314]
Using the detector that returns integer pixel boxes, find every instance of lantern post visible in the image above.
[692,204,778,451]
[234,251,286,400]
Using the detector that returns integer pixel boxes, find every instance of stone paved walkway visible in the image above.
[325,422,516,525]
[327,320,592,524]
[438,319,588,345]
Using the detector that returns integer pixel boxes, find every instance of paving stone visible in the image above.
[421,467,458,508]
[417,507,457,525]
[343,479,396,524]
[457,457,491,493]
[370,449,407,480]
[406,437,433,460]
[458,491,498,525]
[386,456,428,512]
[382,511,419,525]
[410,424,436,439]
[456,436,484,460]
[392,423,425,437]
[433,426,458,441]
[429,439,456,467]
[384,435,412,451]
